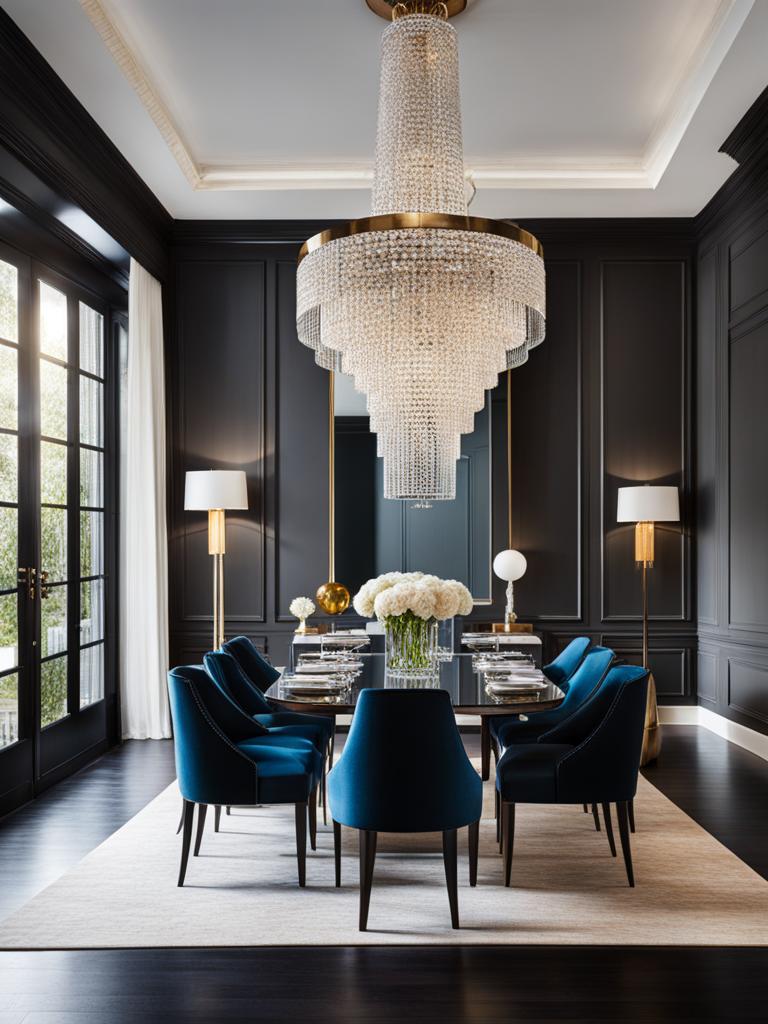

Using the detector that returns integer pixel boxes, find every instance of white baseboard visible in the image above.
[660,705,768,762]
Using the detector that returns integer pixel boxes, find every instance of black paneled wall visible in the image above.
[695,87,768,735]
[168,222,694,701]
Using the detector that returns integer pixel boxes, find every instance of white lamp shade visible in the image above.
[493,549,527,582]
[616,485,679,523]
[184,470,248,511]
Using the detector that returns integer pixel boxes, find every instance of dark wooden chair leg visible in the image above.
[333,819,341,887]
[495,788,501,845]
[295,802,307,887]
[359,829,377,931]
[628,798,636,834]
[193,803,208,857]
[214,805,221,833]
[503,801,515,887]
[308,787,317,851]
[591,803,601,831]
[226,805,231,815]
[176,803,184,835]
[582,803,589,813]
[321,759,327,827]
[480,718,491,781]
[442,828,460,929]
[177,800,195,887]
[601,801,617,857]
[616,800,635,887]
[468,819,479,887]
[329,729,335,769]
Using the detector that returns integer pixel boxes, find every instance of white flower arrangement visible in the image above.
[352,572,473,622]
[289,596,315,621]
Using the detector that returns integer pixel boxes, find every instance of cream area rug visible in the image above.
[1,769,767,948]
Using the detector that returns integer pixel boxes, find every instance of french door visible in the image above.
[0,240,119,812]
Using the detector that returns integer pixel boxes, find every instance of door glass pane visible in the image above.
[39,282,67,360]
[79,303,103,378]
[80,643,103,707]
[0,432,16,503]
[0,592,18,669]
[80,578,103,644]
[41,506,67,583]
[0,673,18,748]
[40,655,67,727]
[0,261,18,343]
[0,345,17,429]
[40,359,68,440]
[79,376,103,447]
[80,510,103,577]
[40,440,67,505]
[0,506,16,590]
[41,584,67,659]
[79,447,103,507]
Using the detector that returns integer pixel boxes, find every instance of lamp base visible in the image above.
[640,674,662,766]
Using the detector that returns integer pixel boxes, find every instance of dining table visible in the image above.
[265,649,565,781]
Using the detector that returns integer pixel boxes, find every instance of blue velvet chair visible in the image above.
[542,636,592,688]
[495,664,650,888]
[167,665,322,887]
[204,648,335,827]
[328,689,483,930]
[490,646,614,754]
[489,645,615,843]
[221,635,280,691]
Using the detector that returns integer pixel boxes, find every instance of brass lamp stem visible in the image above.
[328,370,335,583]
[507,368,512,550]
[208,508,226,649]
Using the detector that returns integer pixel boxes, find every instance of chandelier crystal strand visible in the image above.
[296,6,546,500]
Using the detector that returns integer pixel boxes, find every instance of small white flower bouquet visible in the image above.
[289,596,316,634]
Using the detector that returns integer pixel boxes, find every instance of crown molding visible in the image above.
[0,7,171,280]
[719,84,768,164]
[81,0,751,195]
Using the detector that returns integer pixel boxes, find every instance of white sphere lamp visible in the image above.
[493,548,527,625]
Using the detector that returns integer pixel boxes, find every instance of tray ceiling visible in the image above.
[3,0,767,218]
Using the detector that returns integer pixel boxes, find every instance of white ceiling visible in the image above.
[4,0,768,219]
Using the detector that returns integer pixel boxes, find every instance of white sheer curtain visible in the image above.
[120,259,171,739]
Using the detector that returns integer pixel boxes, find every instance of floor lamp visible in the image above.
[617,484,680,764]
[184,469,248,649]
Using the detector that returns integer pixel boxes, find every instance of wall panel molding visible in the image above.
[599,259,690,625]
[695,90,768,735]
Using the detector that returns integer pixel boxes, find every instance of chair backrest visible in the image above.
[167,665,259,806]
[554,665,650,803]
[221,635,280,692]
[543,636,591,686]
[328,688,482,833]
[204,650,272,716]
[551,645,613,715]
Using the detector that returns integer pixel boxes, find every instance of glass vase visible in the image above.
[384,614,439,686]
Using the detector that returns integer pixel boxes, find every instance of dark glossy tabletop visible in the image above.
[266,653,564,716]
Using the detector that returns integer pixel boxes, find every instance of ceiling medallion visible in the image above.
[297,2,545,500]
[365,0,467,19]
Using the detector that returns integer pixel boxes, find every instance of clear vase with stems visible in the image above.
[384,612,439,686]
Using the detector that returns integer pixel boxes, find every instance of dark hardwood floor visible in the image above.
[0,726,766,1023]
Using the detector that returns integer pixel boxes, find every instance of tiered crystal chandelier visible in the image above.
[296,0,545,500]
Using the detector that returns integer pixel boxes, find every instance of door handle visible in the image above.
[17,566,36,600]
[40,570,50,599]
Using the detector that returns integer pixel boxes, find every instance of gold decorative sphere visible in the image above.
[316,581,351,615]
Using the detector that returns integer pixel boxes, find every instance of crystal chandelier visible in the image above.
[297,0,545,500]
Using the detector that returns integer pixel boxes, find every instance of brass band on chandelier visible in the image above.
[365,0,466,19]
[298,212,544,263]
